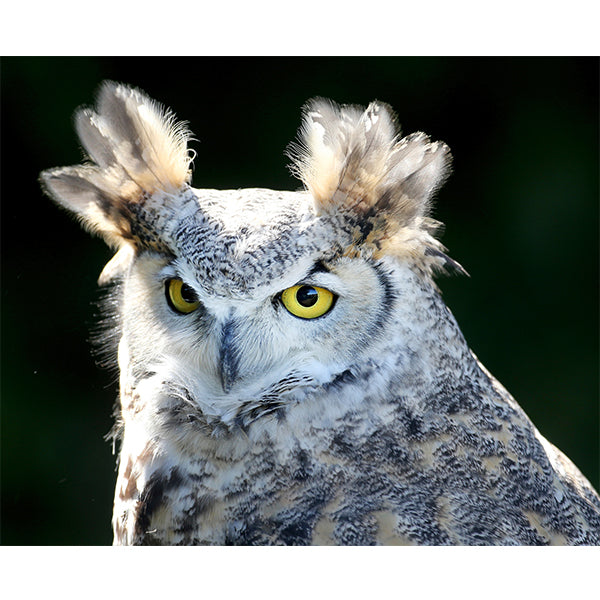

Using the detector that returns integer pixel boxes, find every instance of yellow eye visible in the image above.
[280,285,336,319]
[166,278,201,314]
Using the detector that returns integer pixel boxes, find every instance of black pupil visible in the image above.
[296,286,318,307]
[180,283,197,303]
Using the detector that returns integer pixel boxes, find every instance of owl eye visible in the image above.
[165,279,201,314]
[280,285,336,319]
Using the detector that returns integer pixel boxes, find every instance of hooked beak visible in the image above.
[218,317,241,393]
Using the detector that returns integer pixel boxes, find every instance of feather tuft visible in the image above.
[288,98,451,228]
[75,81,194,194]
[40,81,194,255]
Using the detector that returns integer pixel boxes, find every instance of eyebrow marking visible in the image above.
[306,260,330,278]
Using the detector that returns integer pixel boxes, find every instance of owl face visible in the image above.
[40,81,452,428]
[121,187,400,425]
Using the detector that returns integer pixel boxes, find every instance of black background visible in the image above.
[1,57,598,544]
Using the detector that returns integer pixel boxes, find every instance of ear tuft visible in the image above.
[40,81,194,253]
[75,81,193,194]
[39,164,136,249]
[288,98,451,232]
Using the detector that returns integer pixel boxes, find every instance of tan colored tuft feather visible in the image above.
[75,81,191,194]
[40,81,194,264]
[76,81,194,195]
[288,99,451,230]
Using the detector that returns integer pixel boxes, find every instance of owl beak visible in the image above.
[219,318,240,393]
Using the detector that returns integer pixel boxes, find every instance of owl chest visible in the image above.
[111,355,403,543]
[113,397,423,545]
[112,370,589,546]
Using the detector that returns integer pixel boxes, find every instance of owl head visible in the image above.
[40,82,457,428]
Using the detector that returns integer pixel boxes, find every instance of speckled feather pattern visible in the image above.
[41,82,600,545]
[113,262,600,545]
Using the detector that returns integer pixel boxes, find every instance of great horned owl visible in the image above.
[41,81,600,545]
